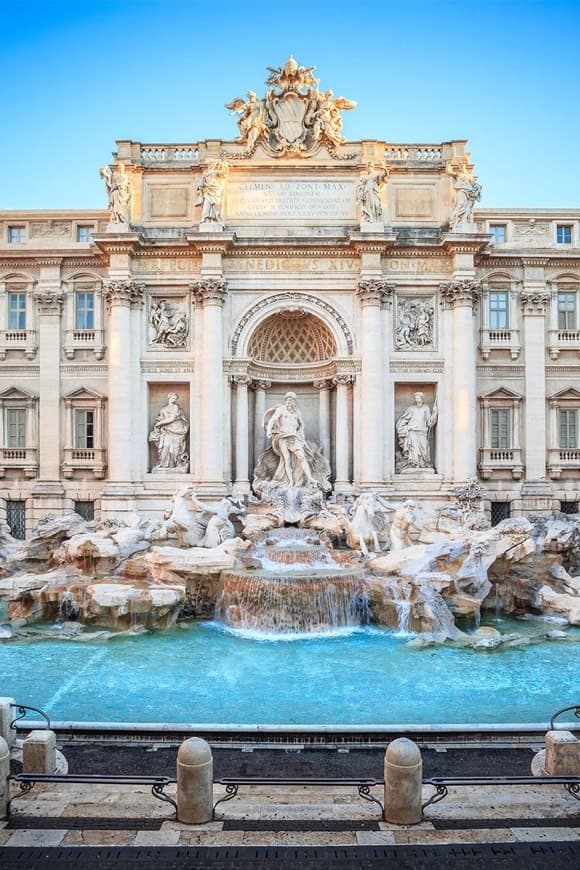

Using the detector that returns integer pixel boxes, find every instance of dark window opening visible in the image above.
[560,501,578,515]
[74,500,95,522]
[7,500,26,539]
[491,501,511,526]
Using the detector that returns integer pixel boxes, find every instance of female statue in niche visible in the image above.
[149,393,190,470]
[396,391,438,471]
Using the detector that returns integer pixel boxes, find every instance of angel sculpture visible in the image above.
[316,89,356,148]
[225,91,267,151]
[100,163,131,224]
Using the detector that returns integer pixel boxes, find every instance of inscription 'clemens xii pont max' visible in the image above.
[227,180,356,220]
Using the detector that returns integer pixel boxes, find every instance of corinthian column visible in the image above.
[251,380,270,466]
[313,379,331,459]
[357,279,389,488]
[520,287,550,481]
[440,279,480,481]
[104,280,143,482]
[333,375,353,490]
[191,278,227,489]
[232,375,251,495]
[35,289,64,481]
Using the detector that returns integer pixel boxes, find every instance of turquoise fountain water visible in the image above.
[1,617,578,725]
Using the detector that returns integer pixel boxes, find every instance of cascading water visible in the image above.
[58,589,80,621]
[216,528,368,634]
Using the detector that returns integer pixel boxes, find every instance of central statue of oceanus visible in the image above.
[252,392,331,522]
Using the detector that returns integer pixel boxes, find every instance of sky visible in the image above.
[1,0,579,211]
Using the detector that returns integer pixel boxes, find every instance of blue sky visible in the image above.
[2,0,579,210]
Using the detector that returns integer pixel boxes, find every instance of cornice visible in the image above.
[91,233,143,255]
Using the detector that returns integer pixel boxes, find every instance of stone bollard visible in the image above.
[384,738,423,825]
[545,730,580,775]
[0,698,16,749]
[177,737,213,824]
[0,736,9,820]
[23,730,57,774]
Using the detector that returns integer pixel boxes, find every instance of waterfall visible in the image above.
[216,569,368,634]
[419,585,461,638]
[58,590,79,621]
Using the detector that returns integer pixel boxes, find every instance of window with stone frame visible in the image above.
[75,290,95,330]
[8,226,25,244]
[559,409,578,449]
[63,388,106,479]
[558,291,577,330]
[557,225,573,244]
[490,408,511,449]
[74,408,96,449]
[488,290,509,329]
[7,292,26,330]
[489,224,507,243]
[5,407,26,448]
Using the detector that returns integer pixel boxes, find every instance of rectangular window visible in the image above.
[7,500,26,539]
[557,225,572,244]
[491,502,510,527]
[489,290,509,329]
[5,408,26,448]
[76,226,92,242]
[490,409,510,449]
[560,501,579,515]
[75,292,95,330]
[489,224,506,243]
[8,226,25,243]
[558,292,577,330]
[7,292,26,329]
[74,408,95,449]
[74,500,95,521]
[559,409,578,449]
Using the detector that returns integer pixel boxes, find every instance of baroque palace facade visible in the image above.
[1,58,579,536]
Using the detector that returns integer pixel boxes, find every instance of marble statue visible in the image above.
[395,299,434,349]
[100,163,131,224]
[201,498,245,548]
[396,392,438,471]
[448,164,481,227]
[226,56,355,157]
[196,160,228,224]
[265,392,316,489]
[339,491,395,556]
[149,299,188,348]
[356,164,387,223]
[149,393,189,471]
[389,500,417,551]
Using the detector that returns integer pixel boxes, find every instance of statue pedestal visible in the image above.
[393,471,443,493]
[450,222,477,234]
[198,221,225,232]
[360,221,385,233]
[151,466,189,477]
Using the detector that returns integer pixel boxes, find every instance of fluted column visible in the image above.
[381,287,394,481]
[313,379,331,459]
[232,375,251,494]
[357,280,388,487]
[521,288,550,481]
[440,280,480,481]
[191,278,227,488]
[104,280,142,482]
[35,287,63,481]
[251,380,270,466]
[333,375,352,489]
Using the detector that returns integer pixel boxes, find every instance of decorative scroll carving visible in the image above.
[440,279,481,307]
[356,164,388,223]
[251,379,272,392]
[103,280,145,310]
[225,56,356,159]
[447,161,481,227]
[395,298,434,349]
[99,164,132,224]
[357,279,390,306]
[333,374,355,387]
[190,278,227,306]
[196,161,228,225]
[520,290,551,314]
[149,299,189,348]
[35,292,64,315]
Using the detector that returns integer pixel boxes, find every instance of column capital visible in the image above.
[356,278,389,307]
[333,374,354,387]
[190,277,227,306]
[520,290,551,315]
[251,379,272,391]
[439,279,481,308]
[130,282,146,309]
[103,279,133,309]
[230,374,252,387]
[313,379,332,391]
[34,292,63,315]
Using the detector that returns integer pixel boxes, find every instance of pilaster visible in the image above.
[520,269,550,489]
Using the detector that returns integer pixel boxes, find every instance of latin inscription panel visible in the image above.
[227,180,356,221]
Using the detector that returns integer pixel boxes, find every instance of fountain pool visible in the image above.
[1,617,578,726]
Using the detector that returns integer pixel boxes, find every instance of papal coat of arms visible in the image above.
[226,56,356,158]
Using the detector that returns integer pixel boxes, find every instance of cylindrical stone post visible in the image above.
[384,738,423,824]
[0,736,9,820]
[0,698,16,748]
[177,737,213,824]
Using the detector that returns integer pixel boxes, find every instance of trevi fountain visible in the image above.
[0,392,578,726]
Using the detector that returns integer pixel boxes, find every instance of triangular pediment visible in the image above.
[549,387,580,401]
[0,386,36,401]
[480,387,522,400]
[63,387,105,400]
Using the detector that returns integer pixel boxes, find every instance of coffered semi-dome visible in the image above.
[248,311,337,364]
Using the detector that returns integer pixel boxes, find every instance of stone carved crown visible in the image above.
[225,56,356,159]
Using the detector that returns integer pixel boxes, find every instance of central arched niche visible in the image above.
[248,310,337,365]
